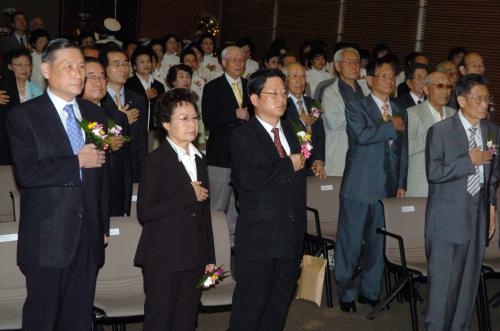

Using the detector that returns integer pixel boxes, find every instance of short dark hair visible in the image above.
[448,46,468,61]
[263,51,282,66]
[131,46,153,65]
[236,37,256,57]
[42,38,81,63]
[403,51,426,69]
[10,11,27,24]
[405,62,429,81]
[198,33,216,46]
[166,64,192,88]
[366,56,397,77]
[29,29,50,48]
[78,30,95,46]
[84,56,104,68]
[372,43,391,58]
[308,48,327,62]
[269,38,288,54]
[156,88,199,138]
[6,48,32,65]
[455,74,488,97]
[359,49,371,62]
[98,45,127,68]
[247,69,286,96]
[180,49,197,63]
[162,33,178,48]
[149,38,164,53]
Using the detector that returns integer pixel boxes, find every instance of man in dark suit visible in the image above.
[335,57,407,313]
[284,62,325,177]
[7,39,108,331]
[0,12,29,54]
[394,62,428,111]
[229,69,306,331]
[202,45,252,245]
[425,74,498,330]
[100,47,148,183]
[0,67,19,164]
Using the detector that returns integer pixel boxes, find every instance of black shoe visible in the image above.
[339,300,357,313]
[358,295,380,307]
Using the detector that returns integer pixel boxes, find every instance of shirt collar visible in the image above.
[427,100,445,118]
[107,86,124,100]
[166,137,202,161]
[47,88,77,112]
[410,91,425,104]
[288,93,305,106]
[458,109,479,131]
[255,115,282,134]
[225,73,241,86]
[137,74,153,87]
[371,93,391,110]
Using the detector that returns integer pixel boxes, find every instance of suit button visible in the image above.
[191,212,196,217]
[77,212,83,218]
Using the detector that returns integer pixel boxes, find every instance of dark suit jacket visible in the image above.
[123,88,148,182]
[394,92,416,112]
[397,81,410,97]
[202,75,252,168]
[125,75,165,130]
[0,34,26,54]
[340,95,408,203]
[134,141,215,271]
[0,68,19,164]
[230,117,306,259]
[100,93,133,216]
[425,113,499,244]
[283,96,325,169]
[7,93,109,268]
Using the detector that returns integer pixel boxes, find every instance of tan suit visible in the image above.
[406,100,455,197]
[322,78,370,176]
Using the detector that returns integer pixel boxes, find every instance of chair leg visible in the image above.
[384,265,391,295]
[488,290,500,307]
[323,243,333,308]
[476,272,491,331]
[408,277,419,331]
[394,273,403,303]
[366,275,409,320]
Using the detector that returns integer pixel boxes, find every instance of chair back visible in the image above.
[306,176,342,239]
[381,197,427,273]
[0,166,17,222]
[484,188,500,261]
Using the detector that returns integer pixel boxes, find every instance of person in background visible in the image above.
[396,52,429,96]
[448,46,468,67]
[199,33,223,74]
[126,47,165,131]
[167,64,193,90]
[1,11,29,53]
[78,31,96,48]
[394,63,428,111]
[29,28,50,91]
[134,88,215,331]
[299,41,312,68]
[306,48,333,97]
[263,51,282,70]
[149,38,168,87]
[6,49,43,103]
[29,17,45,32]
[162,34,180,70]
[436,60,459,87]
[237,37,259,78]
[82,45,99,59]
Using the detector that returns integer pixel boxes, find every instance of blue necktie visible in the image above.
[63,104,84,154]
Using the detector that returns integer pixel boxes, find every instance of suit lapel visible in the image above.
[451,113,469,154]
[162,141,192,184]
[250,117,283,159]
[286,98,305,130]
[480,120,490,182]
[366,95,383,123]
[222,76,240,109]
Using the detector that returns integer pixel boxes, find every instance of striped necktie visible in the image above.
[466,127,480,196]
[271,128,286,159]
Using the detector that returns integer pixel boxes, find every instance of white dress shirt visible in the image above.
[458,110,484,184]
[166,137,202,181]
[47,88,85,137]
[255,115,291,156]
[428,103,447,123]
[410,92,425,105]
[202,54,223,73]
[306,68,333,98]
[161,53,180,70]
[371,93,393,117]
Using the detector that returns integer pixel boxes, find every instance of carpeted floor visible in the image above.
[102,268,500,331]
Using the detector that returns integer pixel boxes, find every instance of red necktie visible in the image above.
[271,128,286,159]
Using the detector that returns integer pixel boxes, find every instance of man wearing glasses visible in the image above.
[425,74,497,330]
[335,56,406,313]
[405,71,455,197]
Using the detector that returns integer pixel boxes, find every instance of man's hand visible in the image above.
[235,107,249,121]
[391,116,404,131]
[290,153,305,172]
[119,104,140,125]
[469,148,492,166]
[108,136,124,152]
[78,144,106,168]
[145,88,158,100]
[191,181,209,201]
[104,235,109,245]
[397,188,406,198]
[0,90,10,105]
[311,160,326,178]
[206,63,216,71]
[301,113,318,126]
[489,205,496,241]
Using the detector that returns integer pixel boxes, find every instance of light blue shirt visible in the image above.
[107,86,125,108]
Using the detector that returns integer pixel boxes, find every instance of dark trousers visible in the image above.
[228,254,301,331]
[142,266,203,331]
[334,197,385,302]
[20,240,98,331]
[425,193,486,331]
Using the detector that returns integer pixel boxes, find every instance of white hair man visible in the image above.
[322,47,370,176]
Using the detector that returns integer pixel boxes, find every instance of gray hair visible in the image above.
[221,46,244,61]
[435,60,454,72]
[333,47,360,63]
[424,71,447,86]
[42,38,81,63]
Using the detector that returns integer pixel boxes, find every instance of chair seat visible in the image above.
[200,277,236,306]
[94,278,144,318]
[0,289,25,330]
[306,222,337,241]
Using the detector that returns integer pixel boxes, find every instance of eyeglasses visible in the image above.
[373,74,395,81]
[465,95,493,105]
[429,83,453,90]
[86,74,106,81]
[171,115,199,123]
[261,90,288,98]
[11,63,31,68]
